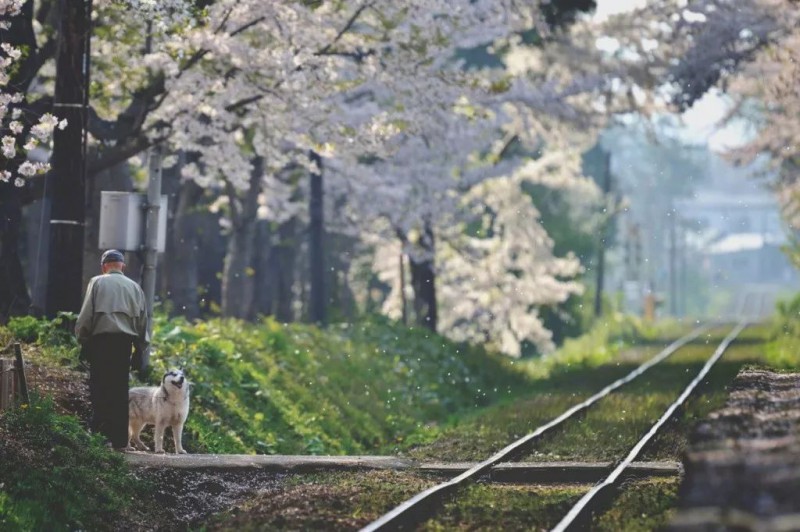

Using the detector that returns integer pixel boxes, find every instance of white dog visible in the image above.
[128,369,190,454]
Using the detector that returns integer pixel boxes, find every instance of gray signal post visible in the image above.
[141,147,162,370]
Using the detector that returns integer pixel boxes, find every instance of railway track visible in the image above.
[360,321,749,532]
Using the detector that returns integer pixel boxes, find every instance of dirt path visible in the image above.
[669,368,800,530]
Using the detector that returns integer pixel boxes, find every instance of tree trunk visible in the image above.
[308,151,326,325]
[408,225,437,332]
[221,220,257,319]
[274,217,298,323]
[0,190,30,321]
[399,252,408,325]
[221,157,262,319]
[250,219,274,320]
[0,2,43,320]
[159,153,184,303]
[168,179,204,320]
[45,0,92,316]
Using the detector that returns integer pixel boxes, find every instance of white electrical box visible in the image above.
[98,191,168,252]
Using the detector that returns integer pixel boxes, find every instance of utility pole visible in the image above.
[680,224,688,316]
[140,148,162,370]
[45,0,92,316]
[594,150,612,318]
[669,209,677,316]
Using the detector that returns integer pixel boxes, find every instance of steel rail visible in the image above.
[550,321,748,532]
[360,323,713,532]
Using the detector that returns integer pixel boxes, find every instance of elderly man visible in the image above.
[75,249,149,450]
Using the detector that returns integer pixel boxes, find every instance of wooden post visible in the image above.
[0,358,13,411]
[14,343,29,404]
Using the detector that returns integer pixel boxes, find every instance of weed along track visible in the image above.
[550,322,748,531]
[360,322,749,532]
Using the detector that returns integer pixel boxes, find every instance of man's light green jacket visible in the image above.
[75,270,150,350]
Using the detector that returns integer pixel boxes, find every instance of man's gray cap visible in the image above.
[101,249,125,265]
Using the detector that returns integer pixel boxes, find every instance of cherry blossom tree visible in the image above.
[0,1,69,317]
[136,0,608,352]
[133,0,555,321]
[4,0,608,355]
[0,2,63,185]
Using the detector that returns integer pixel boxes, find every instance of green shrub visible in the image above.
[0,396,148,531]
[5,316,41,343]
[6,313,79,349]
[764,294,800,369]
[521,312,671,379]
[6,313,80,365]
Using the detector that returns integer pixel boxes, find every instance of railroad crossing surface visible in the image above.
[125,453,681,483]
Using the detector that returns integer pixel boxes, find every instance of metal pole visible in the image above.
[594,150,612,318]
[141,147,162,370]
[669,209,677,316]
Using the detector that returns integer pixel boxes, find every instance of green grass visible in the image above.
[524,340,763,462]
[520,313,690,380]
[593,477,681,531]
[142,315,537,455]
[399,326,767,462]
[422,483,588,531]
[0,396,151,532]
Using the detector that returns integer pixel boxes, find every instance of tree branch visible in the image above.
[88,135,158,176]
[315,1,375,56]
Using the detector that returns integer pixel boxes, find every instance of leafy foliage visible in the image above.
[142,314,532,455]
[6,312,80,366]
[523,313,678,379]
[765,294,800,369]
[0,397,149,532]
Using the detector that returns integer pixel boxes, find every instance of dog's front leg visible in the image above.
[172,422,187,454]
[154,422,166,453]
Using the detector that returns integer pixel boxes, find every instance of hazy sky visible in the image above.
[593,0,751,150]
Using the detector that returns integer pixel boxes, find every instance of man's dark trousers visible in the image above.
[87,333,133,448]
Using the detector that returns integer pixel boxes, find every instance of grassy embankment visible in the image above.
[2,312,791,531]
